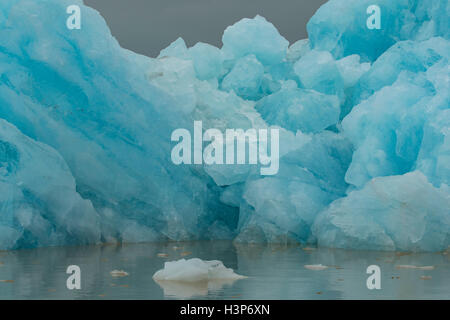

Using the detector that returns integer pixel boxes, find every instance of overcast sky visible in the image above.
[84,0,328,57]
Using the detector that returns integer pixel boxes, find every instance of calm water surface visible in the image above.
[0,241,448,300]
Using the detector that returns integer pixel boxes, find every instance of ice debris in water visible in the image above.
[395,265,435,270]
[304,264,328,271]
[152,258,247,282]
[0,0,449,251]
[110,270,129,277]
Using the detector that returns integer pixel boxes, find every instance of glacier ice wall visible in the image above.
[0,0,448,251]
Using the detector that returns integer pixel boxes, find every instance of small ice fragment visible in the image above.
[152,258,247,282]
[395,252,411,257]
[304,264,328,270]
[157,253,169,258]
[110,270,129,277]
[418,266,435,270]
[395,265,435,270]
[395,265,416,269]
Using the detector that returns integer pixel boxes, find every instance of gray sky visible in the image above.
[84,0,327,57]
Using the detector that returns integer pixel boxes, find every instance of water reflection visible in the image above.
[155,279,239,299]
[0,241,448,299]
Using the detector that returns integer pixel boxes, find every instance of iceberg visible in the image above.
[152,258,246,282]
[0,0,449,251]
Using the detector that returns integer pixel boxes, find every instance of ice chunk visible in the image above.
[342,70,444,188]
[354,38,450,104]
[416,109,450,187]
[152,258,247,282]
[307,0,450,62]
[158,37,189,59]
[221,55,264,100]
[148,56,197,114]
[313,172,450,252]
[336,55,370,89]
[0,119,101,250]
[294,50,344,99]
[222,15,289,65]
[189,42,224,80]
[235,131,353,244]
[342,38,449,188]
[110,270,129,277]
[286,39,311,62]
[255,84,340,133]
[395,265,435,270]
[304,264,328,270]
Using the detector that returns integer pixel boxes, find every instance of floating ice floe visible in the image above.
[110,270,129,277]
[157,253,169,258]
[304,264,328,270]
[153,258,247,282]
[153,258,246,298]
[395,265,435,270]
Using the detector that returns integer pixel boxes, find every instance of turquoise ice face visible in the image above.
[307,0,450,62]
[0,0,448,251]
